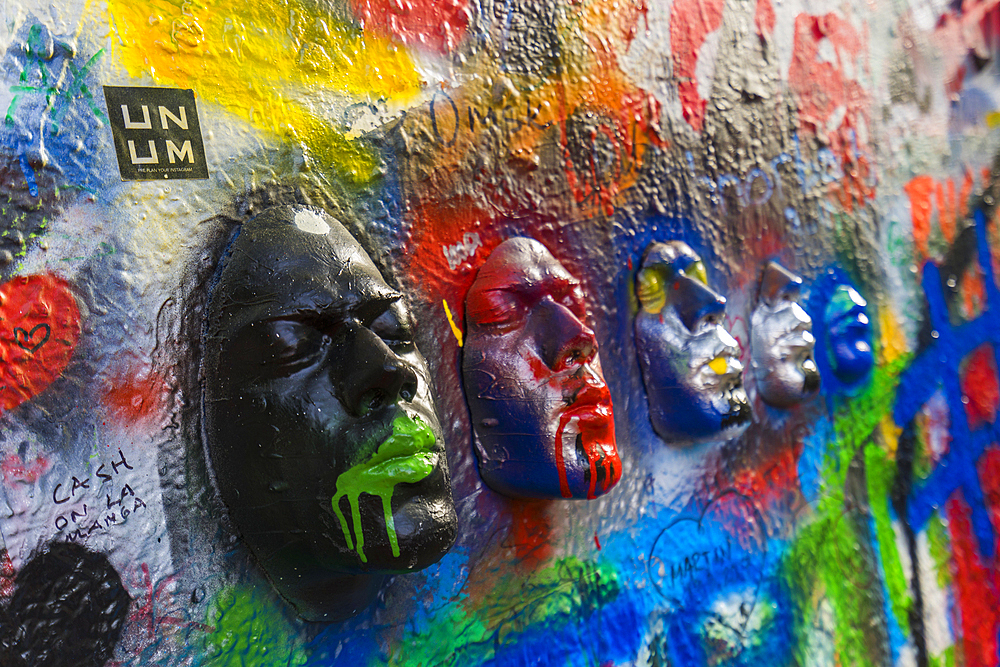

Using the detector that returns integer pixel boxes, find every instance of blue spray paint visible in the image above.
[894,208,1000,558]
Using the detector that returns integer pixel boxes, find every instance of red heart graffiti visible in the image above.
[0,275,82,413]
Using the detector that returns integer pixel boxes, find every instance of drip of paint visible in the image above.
[556,410,621,499]
[555,413,573,498]
[331,412,436,563]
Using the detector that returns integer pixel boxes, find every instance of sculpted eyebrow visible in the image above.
[489,275,578,300]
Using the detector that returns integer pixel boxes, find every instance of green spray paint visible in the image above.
[786,352,911,667]
[929,645,956,667]
[202,587,308,667]
[866,444,912,627]
[385,556,620,667]
[926,513,953,589]
[331,412,436,563]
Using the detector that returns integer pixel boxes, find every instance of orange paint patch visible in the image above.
[102,366,169,426]
[905,175,936,261]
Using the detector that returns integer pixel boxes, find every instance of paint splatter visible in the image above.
[202,587,307,667]
[331,411,437,562]
[104,0,423,184]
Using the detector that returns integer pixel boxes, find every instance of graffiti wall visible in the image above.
[1,0,999,664]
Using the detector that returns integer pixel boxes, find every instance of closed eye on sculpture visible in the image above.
[470,289,525,332]
[230,319,329,379]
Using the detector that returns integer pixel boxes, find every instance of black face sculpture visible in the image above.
[203,205,457,622]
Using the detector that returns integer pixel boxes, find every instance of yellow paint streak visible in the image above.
[708,357,727,375]
[443,299,463,347]
[104,0,422,184]
[879,307,907,366]
[880,415,902,457]
[987,111,1000,129]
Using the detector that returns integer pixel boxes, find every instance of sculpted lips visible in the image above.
[694,328,744,389]
[331,412,440,563]
[556,375,619,499]
[563,381,613,423]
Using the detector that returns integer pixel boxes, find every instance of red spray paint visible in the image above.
[947,489,1000,667]
[349,0,469,54]
[0,274,81,414]
[962,345,1000,428]
[669,0,724,132]
[1,454,50,485]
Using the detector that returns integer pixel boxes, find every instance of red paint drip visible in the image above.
[556,392,621,500]
[583,417,621,500]
[962,345,1000,427]
[594,532,602,550]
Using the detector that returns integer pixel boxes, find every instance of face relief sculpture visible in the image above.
[462,238,621,500]
[825,284,874,386]
[634,241,751,444]
[203,205,457,622]
[750,262,820,407]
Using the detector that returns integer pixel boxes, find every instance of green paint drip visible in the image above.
[929,645,955,667]
[202,587,307,667]
[331,412,436,563]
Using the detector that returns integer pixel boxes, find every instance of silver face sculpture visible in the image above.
[634,241,751,445]
[750,262,820,408]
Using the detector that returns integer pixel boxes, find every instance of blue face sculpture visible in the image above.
[824,284,874,386]
[634,241,751,444]
[462,238,621,500]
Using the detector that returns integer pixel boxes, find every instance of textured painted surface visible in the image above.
[2,0,1000,665]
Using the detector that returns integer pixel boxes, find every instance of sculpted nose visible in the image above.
[759,261,802,306]
[671,276,726,331]
[535,300,598,371]
[336,323,419,417]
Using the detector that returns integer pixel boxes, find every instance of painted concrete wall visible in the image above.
[0,0,996,665]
